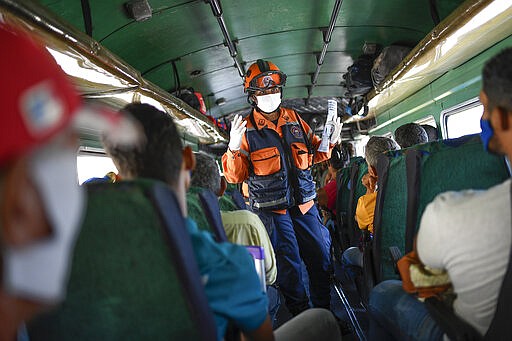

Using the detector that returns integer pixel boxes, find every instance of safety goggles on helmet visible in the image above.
[245,70,287,93]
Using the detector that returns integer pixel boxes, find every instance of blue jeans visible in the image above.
[369,280,444,341]
[267,285,281,329]
[258,205,332,315]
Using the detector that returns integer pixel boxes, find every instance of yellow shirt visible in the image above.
[355,192,377,234]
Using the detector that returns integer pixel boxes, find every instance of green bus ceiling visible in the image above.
[39,0,465,120]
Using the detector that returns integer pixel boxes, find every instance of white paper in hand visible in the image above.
[318,99,337,152]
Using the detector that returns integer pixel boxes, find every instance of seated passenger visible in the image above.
[342,136,398,268]
[317,143,354,218]
[222,179,248,210]
[0,25,137,340]
[317,162,338,217]
[394,123,428,148]
[368,47,512,340]
[190,147,282,328]
[82,171,120,184]
[103,103,342,341]
[421,124,439,142]
[189,151,277,286]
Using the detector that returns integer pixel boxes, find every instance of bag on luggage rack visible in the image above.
[371,45,412,89]
[343,54,376,97]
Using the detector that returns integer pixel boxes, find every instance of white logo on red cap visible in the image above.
[20,81,64,136]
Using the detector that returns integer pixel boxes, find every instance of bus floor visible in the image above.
[274,259,369,340]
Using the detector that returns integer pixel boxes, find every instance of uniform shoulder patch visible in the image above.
[290,125,303,138]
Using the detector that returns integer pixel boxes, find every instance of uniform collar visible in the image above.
[251,108,292,130]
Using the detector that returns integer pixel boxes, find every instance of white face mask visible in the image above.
[256,93,281,113]
[3,141,84,303]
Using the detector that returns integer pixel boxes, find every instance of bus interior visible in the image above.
[2,0,512,339]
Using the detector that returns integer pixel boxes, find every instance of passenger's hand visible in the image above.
[228,115,247,151]
[328,117,343,144]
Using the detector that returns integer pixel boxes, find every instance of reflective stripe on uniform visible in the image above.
[254,196,289,209]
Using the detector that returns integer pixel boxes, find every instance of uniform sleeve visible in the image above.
[221,134,250,184]
[186,219,268,337]
[416,198,446,269]
[298,116,333,164]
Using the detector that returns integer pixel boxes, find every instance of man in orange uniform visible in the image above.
[222,59,342,315]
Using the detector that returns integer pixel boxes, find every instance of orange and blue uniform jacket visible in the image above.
[222,107,333,213]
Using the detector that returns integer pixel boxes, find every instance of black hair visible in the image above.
[482,47,512,112]
[103,103,183,186]
[191,152,221,194]
[394,123,428,148]
[421,124,438,142]
[330,143,354,170]
[365,136,399,168]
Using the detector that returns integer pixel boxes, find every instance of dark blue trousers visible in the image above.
[257,205,332,315]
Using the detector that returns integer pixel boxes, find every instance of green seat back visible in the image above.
[413,135,510,237]
[373,135,510,283]
[28,179,216,340]
[373,150,408,281]
[336,157,368,249]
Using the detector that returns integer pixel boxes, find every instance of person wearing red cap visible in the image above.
[0,24,138,340]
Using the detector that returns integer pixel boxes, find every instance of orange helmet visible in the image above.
[244,59,287,93]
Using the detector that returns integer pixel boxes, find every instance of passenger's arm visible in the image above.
[186,219,270,340]
[416,198,446,269]
[241,316,275,341]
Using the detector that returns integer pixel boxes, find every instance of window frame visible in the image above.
[77,148,118,185]
[414,114,437,128]
[440,97,482,139]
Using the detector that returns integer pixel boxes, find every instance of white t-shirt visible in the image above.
[417,179,511,336]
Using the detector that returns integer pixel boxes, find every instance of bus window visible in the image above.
[414,115,437,128]
[382,132,393,139]
[441,99,483,139]
[353,135,370,157]
[77,153,118,185]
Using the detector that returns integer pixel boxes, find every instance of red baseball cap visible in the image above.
[0,24,139,166]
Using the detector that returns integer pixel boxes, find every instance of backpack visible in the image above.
[371,45,412,89]
[343,54,376,97]
[174,87,201,112]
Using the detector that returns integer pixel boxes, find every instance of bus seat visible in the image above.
[371,150,409,283]
[404,134,510,253]
[334,163,351,250]
[27,179,217,341]
[198,188,229,242]
[225,188,248,210]
[336,157,368,251]
[371,134,510,285]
